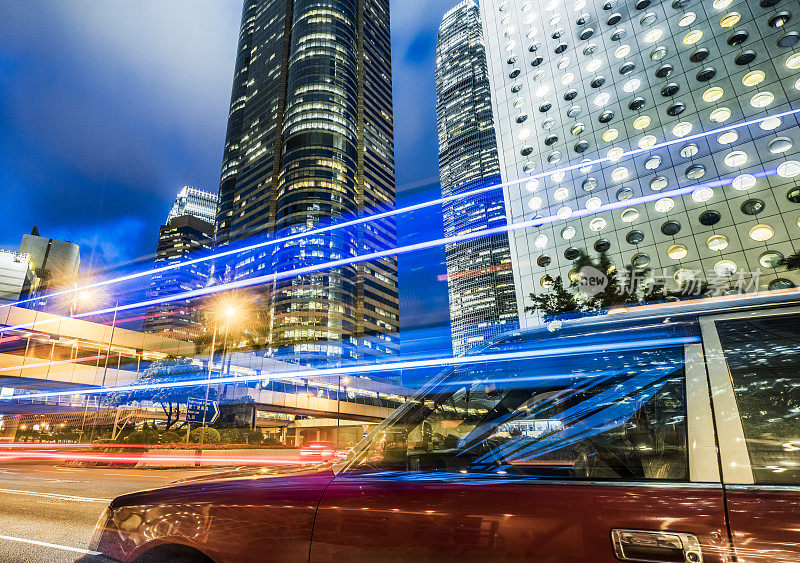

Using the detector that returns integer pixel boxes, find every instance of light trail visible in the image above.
[3,107,797,312]
[0,335,700,402]
[0,534,101,556]
[0,450,320,466]
[0,162,777,337]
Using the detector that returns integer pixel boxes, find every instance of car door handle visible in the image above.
[611,529,703,563]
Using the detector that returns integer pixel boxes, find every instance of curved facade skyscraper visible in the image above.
[436,0,519,355]
[215,0,398,361]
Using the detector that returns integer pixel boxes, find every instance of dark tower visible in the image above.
[215,0,398,361]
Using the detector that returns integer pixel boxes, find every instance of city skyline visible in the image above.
[0,0,455,338]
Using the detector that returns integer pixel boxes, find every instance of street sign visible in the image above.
[186,398,219,424]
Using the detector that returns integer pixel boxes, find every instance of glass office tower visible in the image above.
[480,0,800,327]
[436,0,519,355]
[215,0,399,360]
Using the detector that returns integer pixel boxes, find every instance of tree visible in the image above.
[107,358,217,431]
[779,252,800,271]
[524,275,580,322]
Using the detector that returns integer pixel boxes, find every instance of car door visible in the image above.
[701,308,800,561]
[311,325,730,562]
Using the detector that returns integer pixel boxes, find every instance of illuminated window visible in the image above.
[732,174,757,191]
[644,29,663,43]
[639,135,657,149]
[561,226,577,240]
[528,196,543,210]
[602,129,619,142]
[724,151,748,167]
[534,234,548,249]
[589,217,607,231]
[654,197,675,213]
[672,122,693,137]
[702,86,724,102]
[586,196,602,210]
[554,187,569,201]
[615,44,631,58]
[525,179,540,191]
[718,131,739,144]
[749,224,775,242]
[611,167,629,182]
[742,70,765,87]
[633,115,651,130]
[786,53,800,70]
[683,30,703,45]
[720,12,741,28]
[707,235,729,251]
[714,260,737,277]
[709,107,732,123]
[678,12,696,26]
[621,208,639,223]
[750,91,775,108]
[777,161,800,178]
[667,245,688,260]
[692,187,714,202]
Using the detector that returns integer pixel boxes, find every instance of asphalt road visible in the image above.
[0,462,212,563]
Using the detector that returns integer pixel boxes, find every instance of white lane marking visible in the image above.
[0,488,111,503]
[103,472,172,478]
[0,534,101,555]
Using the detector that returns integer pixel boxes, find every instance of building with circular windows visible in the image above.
[477,0,800,325]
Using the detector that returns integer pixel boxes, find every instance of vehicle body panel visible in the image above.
[96,468,334,563]
[310,475,729,562]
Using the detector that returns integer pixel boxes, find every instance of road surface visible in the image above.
[0,462,213,562]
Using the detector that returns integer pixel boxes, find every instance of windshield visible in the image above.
[338,335,689,481]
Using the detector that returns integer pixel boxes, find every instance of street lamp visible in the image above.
[198,297,242,448]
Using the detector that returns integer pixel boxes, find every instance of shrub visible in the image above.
[189,427,221,444]
[160,430,183,444]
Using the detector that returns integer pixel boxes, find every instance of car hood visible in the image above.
[110,464,336,508]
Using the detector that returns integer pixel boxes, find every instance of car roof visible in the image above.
[486,287,800,350]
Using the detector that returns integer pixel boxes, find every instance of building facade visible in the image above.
[214,0,399,361]
[16,227,80,314]
[436,0,519,355]
[167,187,219,225]
[143,215,215,340]
[479,0,800,327]
[0,251,37,305]
[143,187,217,340]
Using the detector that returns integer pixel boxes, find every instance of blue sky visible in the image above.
[0,0,456,339]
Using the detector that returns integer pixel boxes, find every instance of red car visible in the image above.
[80,292,800,562]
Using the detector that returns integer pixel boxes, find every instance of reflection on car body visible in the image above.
[79,292,800,562]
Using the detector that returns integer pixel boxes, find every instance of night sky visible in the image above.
[0,0,455,349]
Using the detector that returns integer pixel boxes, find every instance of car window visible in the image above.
[715,314,800,485]
[343,338,689,481]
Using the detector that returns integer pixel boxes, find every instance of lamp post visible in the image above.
[199,303,238,448]
[90,299,119,443]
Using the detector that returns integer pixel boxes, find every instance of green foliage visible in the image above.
[218,428,264,444]
[106,358,215,431]
[160,430,183,444]
[525,248,713,321]
[189,427,221,444]
[779,252,800,271]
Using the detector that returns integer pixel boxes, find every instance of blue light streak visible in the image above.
[0,164,780,335]
[0,336,700,401]
[3,107,797,311]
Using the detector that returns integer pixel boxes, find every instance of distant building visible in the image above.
[436,0,519,355]
[18,226,80,305]
[167,187,218,225]
[0,251,38,305]
[142,215,214,340]
[143,188,217,340]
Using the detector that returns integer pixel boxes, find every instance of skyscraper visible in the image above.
[167,186,219,225]
[17,227,80,314]
[143,189,218,340]
[215,0,399,361]
[480,0,800,327]
[436,0,519,355]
